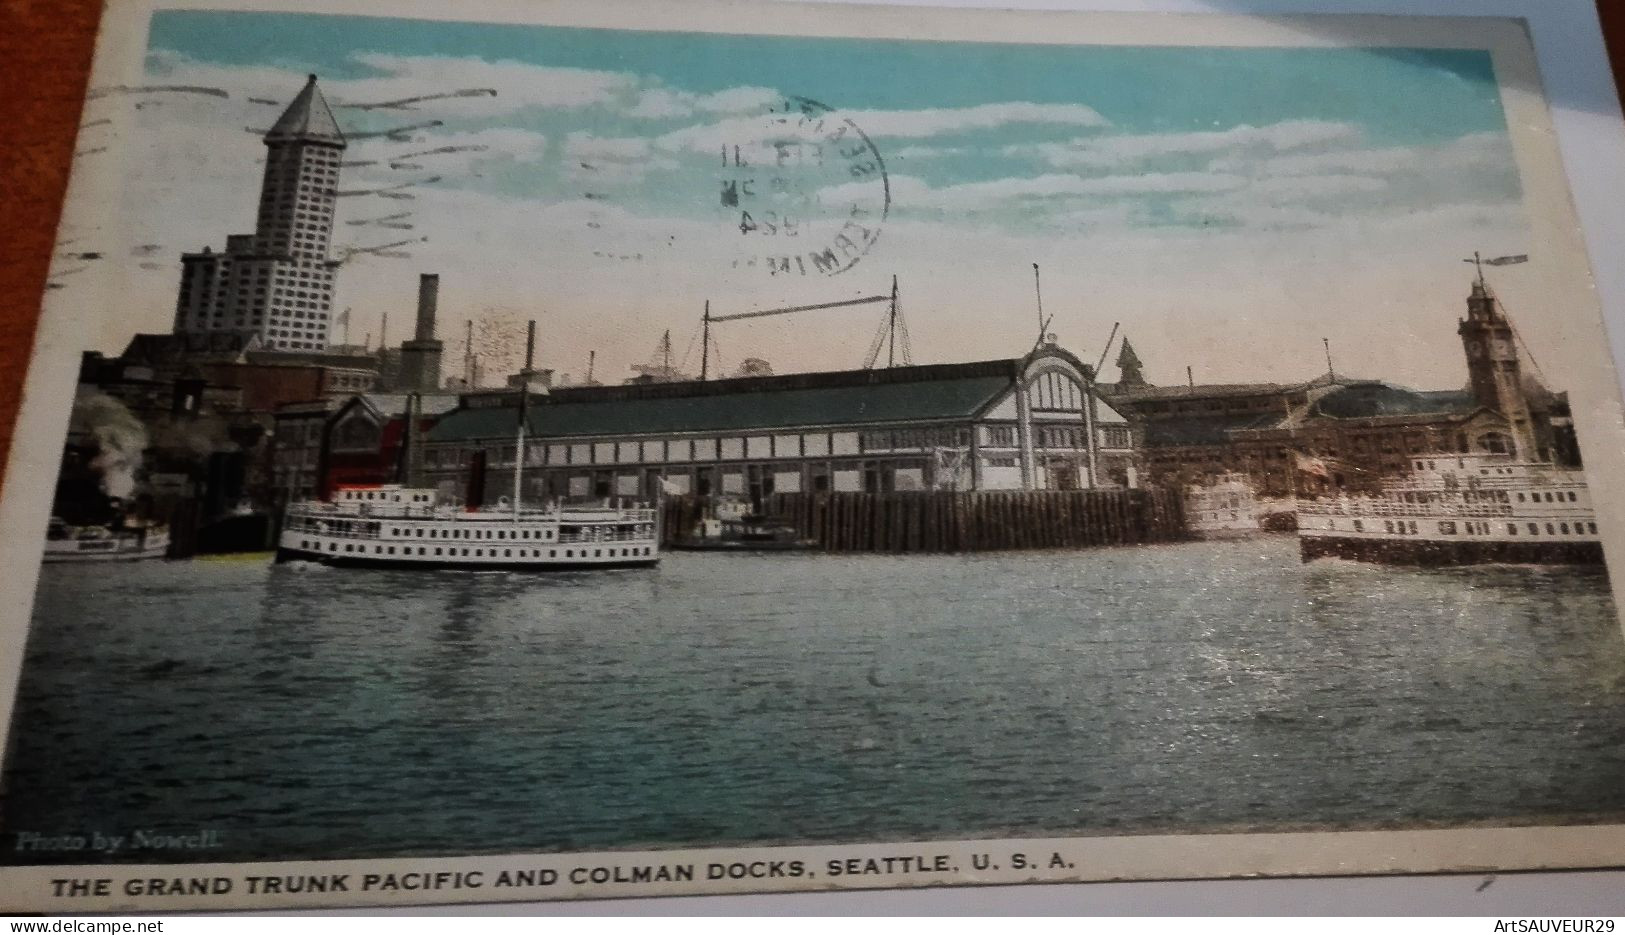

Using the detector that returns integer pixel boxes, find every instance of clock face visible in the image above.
[1466,340,1484,356]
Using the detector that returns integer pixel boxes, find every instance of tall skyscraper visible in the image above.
[172,75,347,351]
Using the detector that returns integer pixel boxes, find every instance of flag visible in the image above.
[1483,254,1528,266]
[1294,452,1330,478]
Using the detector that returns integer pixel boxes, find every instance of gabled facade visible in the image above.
[270,393,458,503]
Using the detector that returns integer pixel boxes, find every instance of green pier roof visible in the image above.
[428,360,1021,442]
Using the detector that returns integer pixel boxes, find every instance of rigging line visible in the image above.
[895,295,914,366]
[1494,295,1550,383]
[862,310,891,370]
[709,293,889,322]
[676,319,704,374]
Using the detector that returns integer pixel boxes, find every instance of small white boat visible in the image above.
[670,498,816,552]
[1185,473,1262,539]
[44,518,170,563]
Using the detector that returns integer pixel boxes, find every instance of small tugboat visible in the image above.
[671,498,817,552]
[1184,472,1262,539]
[1296,452,1601,565]
[44,517,170,562]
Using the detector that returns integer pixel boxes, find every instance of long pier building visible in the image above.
[418,341,1134,505]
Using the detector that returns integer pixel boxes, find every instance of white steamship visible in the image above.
[1296,453,1601,566]
[277,385,660,570]
[277,485,659,570]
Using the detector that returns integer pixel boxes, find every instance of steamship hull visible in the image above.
[274,545,658,571]
[1299,534,1603,566]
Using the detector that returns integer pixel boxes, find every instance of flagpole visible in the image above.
[1032,263,1044,337]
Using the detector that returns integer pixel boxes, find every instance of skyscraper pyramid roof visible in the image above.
[265,74,346,146]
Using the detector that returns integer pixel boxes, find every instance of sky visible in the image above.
[59,9,1540,389]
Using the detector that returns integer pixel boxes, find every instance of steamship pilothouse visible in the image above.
[277,485,659,569]
[1296,453,1601,565]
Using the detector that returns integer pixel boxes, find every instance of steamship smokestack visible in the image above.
[507,318,553,393]
[416,273,439,341]
[398,272,445,393]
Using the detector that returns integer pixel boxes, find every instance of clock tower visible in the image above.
[1458,278,1536,458]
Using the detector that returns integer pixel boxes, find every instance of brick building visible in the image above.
[1101,278,1571,497]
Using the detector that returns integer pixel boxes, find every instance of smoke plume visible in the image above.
[75,391,148,499]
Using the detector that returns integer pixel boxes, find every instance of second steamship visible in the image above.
[1296,452,1601,565]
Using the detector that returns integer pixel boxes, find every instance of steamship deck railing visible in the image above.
[1297,498,1591,519]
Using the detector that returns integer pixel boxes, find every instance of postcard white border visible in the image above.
[2,0,1624,913]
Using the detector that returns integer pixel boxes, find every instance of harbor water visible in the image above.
[5,536,1625,864]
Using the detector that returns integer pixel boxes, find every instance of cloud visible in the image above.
[626,85,780,119]
[844,102,1109,137]
[73,50,1538,389]
[1217,131,1509,178]
[891,145,965,160]
[340,52,635,113]
[564,132,652,161]
[562,132,677,185]
[625,88,692,119]
[823,171,1247,212]
[656,101,1109,153]
[1008,120,1360,169]
[143,49,636,119]
[1240,174,1388,201]
[370,127,546,175]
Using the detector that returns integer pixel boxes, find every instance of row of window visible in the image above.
[1346,519,1598,537]
[1517,490,1580,504]
[433,433,863,469]
[436,427,1134,470]
[388,526,556,542]
[345,490,431,503]
[858,428,970,451]
[299,539,652,561]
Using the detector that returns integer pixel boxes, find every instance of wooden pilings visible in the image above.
[659,488,1187,553]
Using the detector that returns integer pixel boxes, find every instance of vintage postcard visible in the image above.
[2,0,1625,913]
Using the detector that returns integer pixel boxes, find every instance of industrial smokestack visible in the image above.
[399,272,445,394]
[525,320,536,371]
[415,274,439,341]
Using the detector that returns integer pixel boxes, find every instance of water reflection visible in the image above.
[5,538,1624,864]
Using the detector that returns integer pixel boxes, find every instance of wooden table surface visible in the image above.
[2,0,1623,493]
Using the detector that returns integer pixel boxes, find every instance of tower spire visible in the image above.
[265,74,346,145]
[1115,337,1145,386]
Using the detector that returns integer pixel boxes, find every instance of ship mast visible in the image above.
[513,385,527,518]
